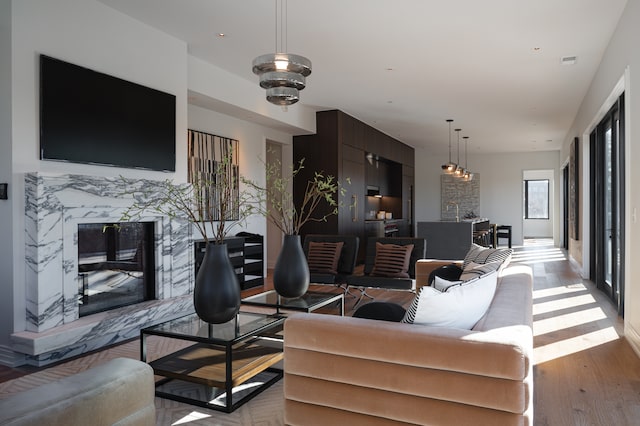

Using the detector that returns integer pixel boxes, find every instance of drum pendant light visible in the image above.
[252,0,312,109]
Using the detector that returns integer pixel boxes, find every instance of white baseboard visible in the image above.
[625,321,640,358]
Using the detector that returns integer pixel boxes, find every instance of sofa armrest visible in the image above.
[415,259,463,292]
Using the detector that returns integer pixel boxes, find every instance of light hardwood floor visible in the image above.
[2,239,640,425]
[520,240,640,425]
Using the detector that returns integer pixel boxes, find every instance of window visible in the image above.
[524,179,549,219]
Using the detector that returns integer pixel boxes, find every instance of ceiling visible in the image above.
[98,0,627,155]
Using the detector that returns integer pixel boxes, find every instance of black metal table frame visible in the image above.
[241,290,345,316]
[140,313,285,413]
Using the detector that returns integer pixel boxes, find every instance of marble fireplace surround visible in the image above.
[11,173,196,366]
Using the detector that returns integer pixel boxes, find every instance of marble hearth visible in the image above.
[11,173,196,366]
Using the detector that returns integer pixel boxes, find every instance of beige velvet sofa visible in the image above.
[283,262,533,426]
[0,357,155,426]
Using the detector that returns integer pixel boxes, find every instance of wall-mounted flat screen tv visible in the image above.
[40,55,176,171]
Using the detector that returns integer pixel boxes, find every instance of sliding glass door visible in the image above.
[590,93,625,315]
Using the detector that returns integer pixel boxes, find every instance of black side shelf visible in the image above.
[194,234,264,291]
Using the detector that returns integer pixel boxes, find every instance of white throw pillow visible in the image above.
[404,270,499,329]
[433,275,462,291]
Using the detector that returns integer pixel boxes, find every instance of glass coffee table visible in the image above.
[140,311,285,413]
[241,289,344,316]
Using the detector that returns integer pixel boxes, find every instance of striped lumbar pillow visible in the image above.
[462,243,513,271]
[459,261,502,281]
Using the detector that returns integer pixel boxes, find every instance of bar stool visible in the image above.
[473,229,491,247]
[496,225,512,248]
[490,223,498,248]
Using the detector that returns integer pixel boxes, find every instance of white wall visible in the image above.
[4,0,189,356]
[561,0,640,355]
[0,0,15,365]
[414,150,560,247]
[523,169,555,238]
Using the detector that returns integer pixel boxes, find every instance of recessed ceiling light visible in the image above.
[216,33,226,38]
[533,47,541,52]
[386,68,394,71]
[561,56,577,65]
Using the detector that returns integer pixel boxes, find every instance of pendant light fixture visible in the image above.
[462,136,474,181]
[252,0,312,109]
[441,119,457,174]
[454,128,465,177]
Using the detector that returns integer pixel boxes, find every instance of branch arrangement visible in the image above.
[244,156,349,235]
[119,154,258,245]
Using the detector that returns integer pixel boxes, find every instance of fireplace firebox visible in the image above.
[77,222,155,317]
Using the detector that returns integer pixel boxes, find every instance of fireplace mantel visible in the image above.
[14,172,196,366]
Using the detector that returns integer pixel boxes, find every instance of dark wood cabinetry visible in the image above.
[293,110,414,261]
[340,144,366,241]
[402,165,415,235]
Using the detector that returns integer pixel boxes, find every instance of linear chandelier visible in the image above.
[441,119,456,173]
[462,136,474,181]
[252,0,312,109]
[441,119,474,180]
[454,128,464,177]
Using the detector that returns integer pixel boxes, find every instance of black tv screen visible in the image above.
[40,55,176,171]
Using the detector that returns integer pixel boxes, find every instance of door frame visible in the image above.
[589,93,625,315]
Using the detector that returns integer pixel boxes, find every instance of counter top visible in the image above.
[437,217,489,224]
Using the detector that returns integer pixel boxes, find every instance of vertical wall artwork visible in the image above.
[569,137,579,240]
[187,129,240,221]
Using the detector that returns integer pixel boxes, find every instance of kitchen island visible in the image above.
[417,218,490,259]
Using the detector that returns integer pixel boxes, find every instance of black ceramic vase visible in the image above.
[273,234,310,298]
[193,243,240,324]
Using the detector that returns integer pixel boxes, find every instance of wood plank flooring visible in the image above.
[2,239,640,425]
[520,240,640,425]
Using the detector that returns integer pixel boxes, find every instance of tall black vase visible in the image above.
[193,243,240,324]
[273,234,310,298]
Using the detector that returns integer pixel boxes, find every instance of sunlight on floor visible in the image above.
[511,248,567,265]
[534,307,608,336]
[208,381,265,405]
[533,326,620,364]
[172,411,211,425]
[532,283,587,299]
[512,240,622,365]
[533,292,597,315]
